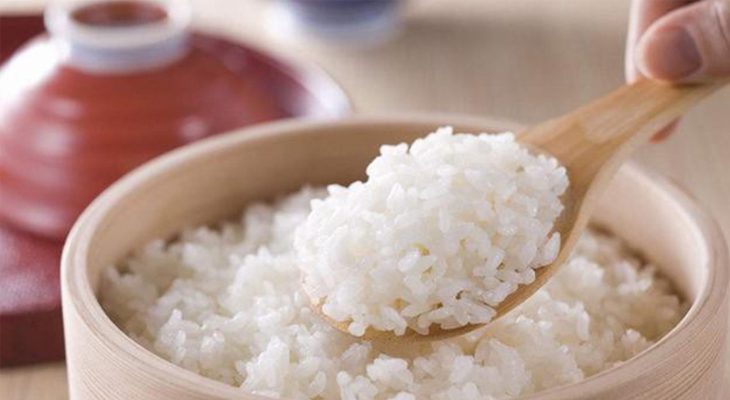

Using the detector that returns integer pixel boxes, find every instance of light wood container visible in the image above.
[62,116,729,399]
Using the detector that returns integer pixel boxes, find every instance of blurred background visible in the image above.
[1,0,729,398]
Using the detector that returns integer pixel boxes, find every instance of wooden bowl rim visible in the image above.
[62,114,730,399]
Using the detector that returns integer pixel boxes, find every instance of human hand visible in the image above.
[626,0,730,140]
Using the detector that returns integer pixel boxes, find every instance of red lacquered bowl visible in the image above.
[0,0,349,367]
[0,0,349,240]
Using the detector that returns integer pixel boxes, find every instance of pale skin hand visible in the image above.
[626,0,730,139]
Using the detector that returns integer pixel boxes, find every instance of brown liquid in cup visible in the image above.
[71,0,167,27]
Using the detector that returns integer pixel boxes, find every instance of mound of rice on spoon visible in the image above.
[295,127,569,337]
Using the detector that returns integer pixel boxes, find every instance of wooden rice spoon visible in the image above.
[312,79,725,342]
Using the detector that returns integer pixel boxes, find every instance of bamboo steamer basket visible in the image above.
[62,116,729,399]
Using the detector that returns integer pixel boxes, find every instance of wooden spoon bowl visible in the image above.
[315,80,725,342]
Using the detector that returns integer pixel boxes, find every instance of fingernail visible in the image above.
[638,27,702,81]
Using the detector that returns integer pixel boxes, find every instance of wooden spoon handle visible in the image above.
[519,79,724,193]
[491,80,725,331]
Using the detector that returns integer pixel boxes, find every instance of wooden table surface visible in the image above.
[2,0,729,398]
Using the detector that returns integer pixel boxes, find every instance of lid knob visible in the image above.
[45,0,192,73]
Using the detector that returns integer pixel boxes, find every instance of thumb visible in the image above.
[636,0,730,82]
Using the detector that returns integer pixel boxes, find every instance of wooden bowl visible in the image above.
[62,116,729,399]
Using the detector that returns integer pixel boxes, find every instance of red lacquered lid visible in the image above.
[0,0,349,240]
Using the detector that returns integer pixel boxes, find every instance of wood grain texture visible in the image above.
[343,80,726,342]
[59,117,728,400]
[500,80,724,332]
[2,0,730,398]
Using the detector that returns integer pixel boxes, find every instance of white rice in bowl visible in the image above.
[295,128,568,336]
[101,187,686,400]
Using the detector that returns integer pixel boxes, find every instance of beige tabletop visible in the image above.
[1,0,729,398]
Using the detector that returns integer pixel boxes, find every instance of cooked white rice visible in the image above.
[102,187,685,400]
[295,128,569,336]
